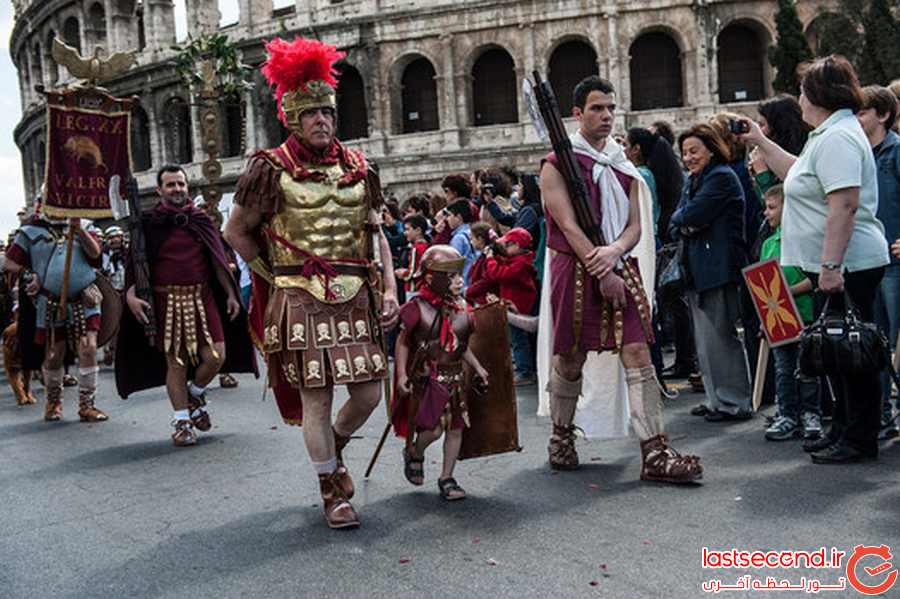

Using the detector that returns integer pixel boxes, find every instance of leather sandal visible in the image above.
[438,477,466,501]
[403,447,425,486]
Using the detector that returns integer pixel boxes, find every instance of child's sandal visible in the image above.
[403,447,424,486]
[438,477,466,501]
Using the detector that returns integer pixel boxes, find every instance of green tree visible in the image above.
[768,0,814,95]
[858,0,900,84]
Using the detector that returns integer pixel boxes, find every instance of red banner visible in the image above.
[742,258,804,347]
[44,90,132,218]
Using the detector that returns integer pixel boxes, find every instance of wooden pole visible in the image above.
[752,341,769,412]
[893,331,900,373]
[56,221,76,320]
[364,421,393,479]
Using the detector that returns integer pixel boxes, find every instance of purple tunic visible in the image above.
[544,152,649,355]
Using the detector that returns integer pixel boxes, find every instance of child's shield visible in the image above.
[459,301,521,460]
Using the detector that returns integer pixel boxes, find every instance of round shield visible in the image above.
[95,274,122,347]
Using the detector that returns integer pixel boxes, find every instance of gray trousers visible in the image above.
[687,283,751,415]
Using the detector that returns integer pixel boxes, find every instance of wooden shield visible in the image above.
[96,275,122,347]
[459,301,521,460]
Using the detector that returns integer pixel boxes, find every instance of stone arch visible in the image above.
[253,70,287,147]
[471,46,518,126]
[717,20,768,103]
[44,30,59,86]
[31,42,42,88]
[336,63,369,140]
[629,29,683,110]
[161,96,193,164]
[805,12,858,59]
[63,16,81,53]
[86,2,107,51]
[398,56,439,134]
[131,104,152,171]
[547,38,599,116]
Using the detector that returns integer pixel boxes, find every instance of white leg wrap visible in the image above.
[548,368,582,427]
[626,366,665,441]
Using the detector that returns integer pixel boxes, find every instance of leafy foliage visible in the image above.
[171,33,254,99]
[768,0,813,95]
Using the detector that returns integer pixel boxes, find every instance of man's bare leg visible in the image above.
[548,351,587,470]
[77,331,106,421]
[301,385,359,528]
[621,342,702,483]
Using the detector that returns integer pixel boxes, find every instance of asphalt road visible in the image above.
[1,364,898,599]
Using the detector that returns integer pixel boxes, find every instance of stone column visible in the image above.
[438,33,458,130]
[518,22,536,123]
[243,90,258,153]
[147,99,165,170]
[606,9,626,110]
[239,0,274,31]
[146,0,176,52]
[186,0,221,37]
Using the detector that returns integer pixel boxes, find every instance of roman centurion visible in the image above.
[225,37,399,529]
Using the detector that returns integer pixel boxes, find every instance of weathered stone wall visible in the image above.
[11,0,837,206]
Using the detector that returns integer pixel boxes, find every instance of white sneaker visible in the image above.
[800,412,822,440]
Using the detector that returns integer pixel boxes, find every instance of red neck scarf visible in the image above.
[417,285,465,352]
[264,134,367,188]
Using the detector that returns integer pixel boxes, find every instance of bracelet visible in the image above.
[821,261,842,271]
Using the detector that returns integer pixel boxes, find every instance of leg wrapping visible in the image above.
[547,368,582,427]
[626,366,665,440]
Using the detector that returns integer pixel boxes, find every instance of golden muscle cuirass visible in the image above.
[268,164,369,303]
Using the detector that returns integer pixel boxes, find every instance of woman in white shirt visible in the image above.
[740,55,890,464]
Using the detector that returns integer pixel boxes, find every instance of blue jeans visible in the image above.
[875,264,900,419]
[509,324,535,376]
[771,341,820,421]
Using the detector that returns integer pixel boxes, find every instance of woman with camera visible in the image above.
[739,55,890,464]
[669,124,751,421]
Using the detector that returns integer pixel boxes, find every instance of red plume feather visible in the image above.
[262,37,346,125]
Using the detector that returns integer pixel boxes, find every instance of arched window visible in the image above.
[31,43,42,88]
[137,5,146,51]
[717,23,765,103]
[45,31,59,86]
[222,95,244,158]
[63,17,81,53]
[548,40,599,116]
[163,97,192,164]
[805,13,858,62]
[629,32,683,110]
[336,65,369,140]
[116,0,135,13]
[88,2,107,45]
[400,57,439,133]
[472,48,518,126]
[255,71,288,147]
[131,105,152,171]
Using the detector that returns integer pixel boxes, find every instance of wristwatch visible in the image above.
[821,261,842,271]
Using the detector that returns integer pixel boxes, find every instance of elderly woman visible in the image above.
[739,55,890,464]
[669,124,751,421]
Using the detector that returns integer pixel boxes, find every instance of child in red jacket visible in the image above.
[484,227,537,385]
[395,215,430,298]
[465,222,499,306]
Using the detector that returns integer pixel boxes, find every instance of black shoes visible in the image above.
[704,409,753,422]
[690,404,710,417]
[810,444,876,464]
[803,434,836,453]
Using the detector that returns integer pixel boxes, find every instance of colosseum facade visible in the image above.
[11,0,836,207]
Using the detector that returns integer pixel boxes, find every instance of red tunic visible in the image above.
[151,227,224,344]
[544,152,649,354]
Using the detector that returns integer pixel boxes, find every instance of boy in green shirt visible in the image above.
[760,185,822,441]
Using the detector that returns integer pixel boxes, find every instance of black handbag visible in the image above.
[798,291,890,377]
[656,240,684,296]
